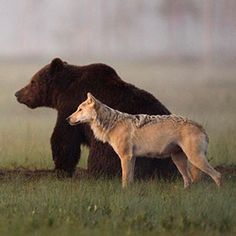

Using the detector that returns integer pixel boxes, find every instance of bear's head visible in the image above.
[15,58,67,109]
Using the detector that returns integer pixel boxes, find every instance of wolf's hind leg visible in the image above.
[180,135,221,187]
[120,156,136,188]
[187,161,202,183]
[185,152,221,186]
[181,143,221,186]
[171,152,192,189]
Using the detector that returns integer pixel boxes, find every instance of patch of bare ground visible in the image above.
[215,165,236,179]
[0,165,235,181]
[0,167,89,180]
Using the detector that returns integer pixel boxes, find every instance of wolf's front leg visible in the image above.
[120,156,136,188]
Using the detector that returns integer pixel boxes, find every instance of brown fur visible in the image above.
[15,58,178,179]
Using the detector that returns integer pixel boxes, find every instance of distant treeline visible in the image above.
[1,0,236,62]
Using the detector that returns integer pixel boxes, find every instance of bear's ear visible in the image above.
[50,58,64,74]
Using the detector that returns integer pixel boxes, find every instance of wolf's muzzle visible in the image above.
[66,117,80,126]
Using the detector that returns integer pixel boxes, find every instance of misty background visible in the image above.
[1,0,236,63]
[0,0,235,170]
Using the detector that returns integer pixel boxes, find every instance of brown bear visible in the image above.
[15,58,178,179]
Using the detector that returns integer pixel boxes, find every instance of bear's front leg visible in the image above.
[51,116,82,177]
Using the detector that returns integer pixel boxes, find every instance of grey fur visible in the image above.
[68,93,220,188]
[94,98,207,139]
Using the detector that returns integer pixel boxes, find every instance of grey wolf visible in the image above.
[68,93,221,188]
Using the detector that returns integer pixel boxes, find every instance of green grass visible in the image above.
[0,62,236,235]
[0,176,235,236]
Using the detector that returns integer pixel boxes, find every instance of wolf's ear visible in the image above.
[87,92,96,100]
[87,92,95,104]
[87,92,92,98]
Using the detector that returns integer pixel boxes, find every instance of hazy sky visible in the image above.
[0,0,235,61]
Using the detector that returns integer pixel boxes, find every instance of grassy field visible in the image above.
[0,61,236,235]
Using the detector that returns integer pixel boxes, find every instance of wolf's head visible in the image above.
[67,93,98,125]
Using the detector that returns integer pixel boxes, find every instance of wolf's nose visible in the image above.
[15,91,20,97]
[66,117,70,122]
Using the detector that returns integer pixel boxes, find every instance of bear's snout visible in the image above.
[15,91,20,97]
